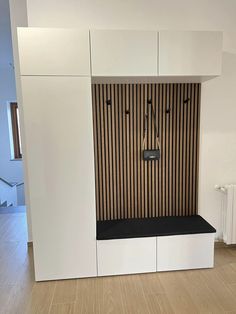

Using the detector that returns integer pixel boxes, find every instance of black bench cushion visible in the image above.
[97,215,216,240]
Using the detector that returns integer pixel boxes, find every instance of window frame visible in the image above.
[10,102,22,159]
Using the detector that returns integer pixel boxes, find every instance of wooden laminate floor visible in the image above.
[1,209,236,314]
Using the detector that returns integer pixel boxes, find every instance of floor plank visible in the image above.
[158,271,199,314]
[50,303,74,314]
[53,279,77,304]
[200,268,236,312]
[26,281,56,314]
[179,269,225,313]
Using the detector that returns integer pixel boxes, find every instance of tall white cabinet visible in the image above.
[17,27,222,281]
[18,29,97,281]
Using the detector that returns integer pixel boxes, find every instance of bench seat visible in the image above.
[97,215,216,240]
[96,215,216,276]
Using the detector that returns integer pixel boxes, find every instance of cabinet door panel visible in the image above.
[91,30,158,76]
[157,233,215,271]
[97,238,156,276]
[159,31,222,76]
[18,28,90,75]
[21,76,96,280]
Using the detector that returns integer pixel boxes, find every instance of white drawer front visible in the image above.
[157,233,215,272]
[97,237,156,276]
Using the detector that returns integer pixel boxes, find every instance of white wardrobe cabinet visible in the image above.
[90,30,158,77]
[20,76,97,280]
[159,31,223,76]
[17,28,91,76]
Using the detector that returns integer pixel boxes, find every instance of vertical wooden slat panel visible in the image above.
[196,84,201,212]
[162,84,166,217]
[189,84,194,214]
[172,85,177,216]
[92,83,200,221]
[152,84,156,217]
[175,84,180,216]
[159,84,163,216]
[114,84,119,219]
[192,83,198,213]
[144,84,148,218]
[182,84,187,215]
[121,85,126,218]
[137,84,141,218]
[110,85,116,219]
[146,84,153,217]
[169,84,173,217]
[107,85,113,219]
[118,85,124,219]
[165,84,169,216]
[186,84,191,215]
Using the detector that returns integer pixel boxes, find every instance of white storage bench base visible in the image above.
[156,233,215,272]
[97,216,216,276]
[97,237,156,276]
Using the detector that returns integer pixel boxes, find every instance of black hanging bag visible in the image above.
[143,99,160,161]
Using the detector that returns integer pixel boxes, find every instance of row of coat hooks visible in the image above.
[105,98,191,114]
[104,97,191,161]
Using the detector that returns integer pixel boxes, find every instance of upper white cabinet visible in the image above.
[159,31,223,76]
[90,30,158,76]
[17,28,90,76]
[17,28,223,79]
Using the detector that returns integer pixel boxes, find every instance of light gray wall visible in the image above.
[25,0,236,31]
[0,0,23,183]
[9,0,31,240]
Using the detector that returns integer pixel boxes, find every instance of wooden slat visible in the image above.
[92,83,201,221]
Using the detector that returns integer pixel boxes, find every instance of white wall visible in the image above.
[15,0,236,238]
[0,0,23,183]
[25,0,236,31]
[199,36,236,239]
[9,0,31,240]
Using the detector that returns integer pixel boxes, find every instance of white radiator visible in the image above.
[215,184,236,244]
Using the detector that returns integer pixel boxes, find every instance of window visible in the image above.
[10,102,22,159]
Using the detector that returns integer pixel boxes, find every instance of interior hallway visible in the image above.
[1,208,236,313]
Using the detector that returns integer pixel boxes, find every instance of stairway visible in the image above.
[0,177,18,208]
[0,200,13,207]
[0,205,26,214]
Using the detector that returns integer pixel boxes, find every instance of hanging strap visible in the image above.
[142,101,160,150]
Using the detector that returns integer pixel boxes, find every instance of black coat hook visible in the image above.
[183,98,190,104]
[106,99,112,106]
